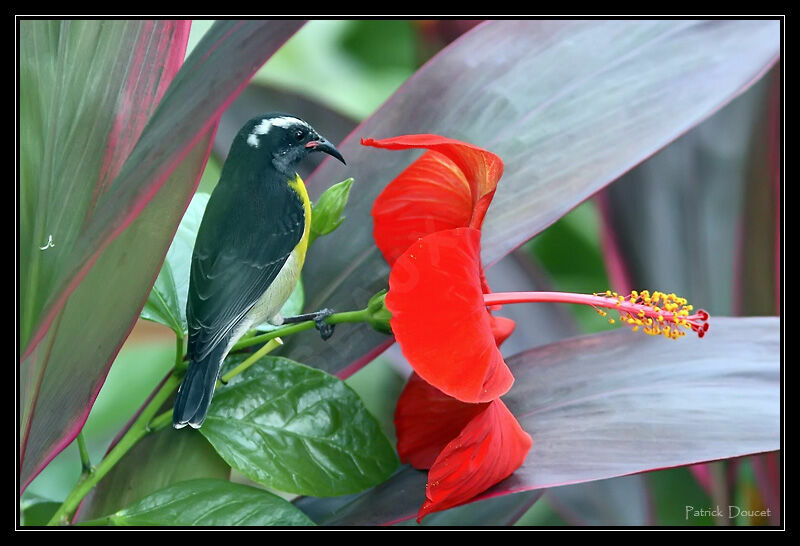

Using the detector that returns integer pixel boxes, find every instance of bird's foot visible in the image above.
[283,308,335,340]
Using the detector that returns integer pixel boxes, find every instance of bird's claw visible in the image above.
[314,308,335,341]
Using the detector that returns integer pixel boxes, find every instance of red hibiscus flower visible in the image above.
[363,134,708,521]
[364,135,530,520]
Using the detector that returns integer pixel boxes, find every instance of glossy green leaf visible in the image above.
[295,317,779,524]
[140,192,210,334]
[20,492,61,526]
[201,355,399,496]
[140,260,184,336]
[86,479,313,526]
[283,19,779,378]
[20,20,305,490]
[74,402,230,521]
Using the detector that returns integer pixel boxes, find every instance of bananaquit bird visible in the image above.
[173,113,345,429]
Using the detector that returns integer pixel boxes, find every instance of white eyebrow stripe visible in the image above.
[270,116,309,130]
[247,116,310,148]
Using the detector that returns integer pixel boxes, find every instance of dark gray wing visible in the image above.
[186,174,305,362]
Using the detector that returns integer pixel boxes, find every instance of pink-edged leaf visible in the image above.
[294,317,778,525]
[282,19,779,379]
[599,68,777,317]
[396,490,543,527]
[20,20,189,352]
[544,475,653,526]
[750,452,780,525]
[19,20,305,491]
[20,19,191,485]
[597,66,780,505]
[735,66,781,316]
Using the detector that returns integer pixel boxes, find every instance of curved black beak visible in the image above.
[306,136,346,165]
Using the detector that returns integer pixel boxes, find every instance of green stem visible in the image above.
[174,334,184,370]
[220,338,284,383]
[46,305,372,525]
[231,308,370,352]
[46,372,182,526]
[76,432,92,475]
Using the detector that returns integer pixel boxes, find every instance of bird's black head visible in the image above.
[237,113,345,174]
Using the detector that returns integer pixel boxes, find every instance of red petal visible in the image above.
[394,373,489,469]
[364,135,504,265]
[490,315,516,346]
[417,399,532,521]
[371,151,473,265]
[386,227,514,403]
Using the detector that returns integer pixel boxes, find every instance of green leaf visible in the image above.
[140,260,183,336]
[20,492,61,526]
[140,192,210,334]
[74,396,231,523]
[201,355,399,496]
[309,178,354,245]
[88,479,313,526]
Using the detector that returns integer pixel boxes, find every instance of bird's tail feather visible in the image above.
[173,346,226,429]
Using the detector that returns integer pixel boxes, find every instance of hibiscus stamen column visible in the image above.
[484,290,710,339]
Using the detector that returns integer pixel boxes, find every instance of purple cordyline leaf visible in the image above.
[394,490,544,527]
[19,19,192,489]
[295,317,778,525]
[280,19,779,380]
[19,20,305,491]
[20,20,190,353]
[735,67,781,316]
[599,70,775,316]
[485,250,580,357]
[597,66,780,518]
[543,474,653,526]
[750,452,780,525]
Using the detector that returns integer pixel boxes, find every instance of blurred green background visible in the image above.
[22,20,778,527]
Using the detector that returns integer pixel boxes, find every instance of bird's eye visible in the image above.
[294,129,305,141]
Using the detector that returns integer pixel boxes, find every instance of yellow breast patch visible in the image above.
[288,173,312,262]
